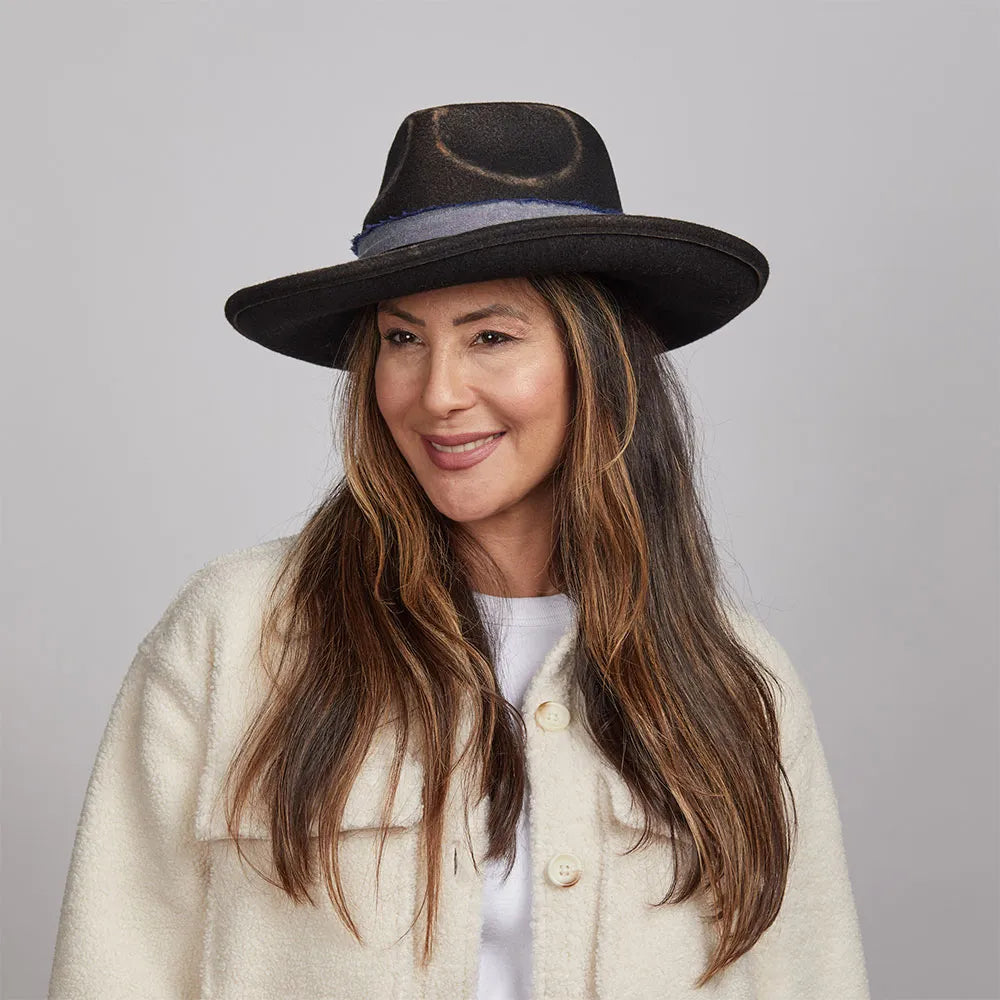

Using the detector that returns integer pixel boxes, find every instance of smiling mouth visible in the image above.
[427,433,504,453]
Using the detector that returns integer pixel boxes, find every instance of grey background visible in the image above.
[2,2,997,998]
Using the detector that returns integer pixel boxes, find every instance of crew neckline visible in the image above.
[472,590,576,626]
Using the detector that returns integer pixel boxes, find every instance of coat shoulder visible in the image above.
[139,533,298,661]
[719,600,817,770]
[126,534,301,840]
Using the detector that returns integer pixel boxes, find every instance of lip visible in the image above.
[422,431,505,471]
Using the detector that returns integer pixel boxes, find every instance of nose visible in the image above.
[419,349,477,414]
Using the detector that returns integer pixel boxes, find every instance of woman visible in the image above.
[48,102,870,999]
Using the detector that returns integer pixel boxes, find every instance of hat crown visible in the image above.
[361,102,623,234]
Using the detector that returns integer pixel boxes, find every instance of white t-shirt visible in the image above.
[471,590,578,1000]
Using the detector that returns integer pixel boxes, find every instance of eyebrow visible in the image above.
[376,301,530,327]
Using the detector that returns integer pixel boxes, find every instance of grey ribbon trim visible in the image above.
[352,198,621,258]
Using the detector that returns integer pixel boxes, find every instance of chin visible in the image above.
[436,504,501,525]
[422,493,507,524]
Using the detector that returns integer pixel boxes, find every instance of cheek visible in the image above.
[374,364,406,423]
[510,360,571,425]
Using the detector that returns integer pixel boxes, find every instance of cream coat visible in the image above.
[48,535,871,999]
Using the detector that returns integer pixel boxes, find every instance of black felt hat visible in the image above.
[223,101,769,370]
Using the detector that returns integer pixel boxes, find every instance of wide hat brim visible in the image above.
[223,212,769,370]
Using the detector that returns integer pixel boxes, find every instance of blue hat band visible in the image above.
[351,197,622,259]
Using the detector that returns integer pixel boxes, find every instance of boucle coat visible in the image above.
[48,535,870,999]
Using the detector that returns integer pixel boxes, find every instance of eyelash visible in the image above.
[380,329,516,349]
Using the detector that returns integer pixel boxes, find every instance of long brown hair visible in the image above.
[221,272,798,988]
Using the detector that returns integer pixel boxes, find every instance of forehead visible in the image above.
[377,277,543,323]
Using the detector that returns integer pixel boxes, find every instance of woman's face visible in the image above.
[374,277,572,528]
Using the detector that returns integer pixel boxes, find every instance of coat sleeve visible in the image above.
[748,628,872,1000]
[48,577,213,999]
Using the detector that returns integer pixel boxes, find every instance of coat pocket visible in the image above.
[193,750,426,1000]
[599,766,681,898]
[593,769,752,999]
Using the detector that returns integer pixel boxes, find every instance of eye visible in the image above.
[380,329,516,348]
[380,329,416,347]
[477,330,514,347]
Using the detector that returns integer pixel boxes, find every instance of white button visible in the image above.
[546,852,583,887]
[534,701,570,731]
